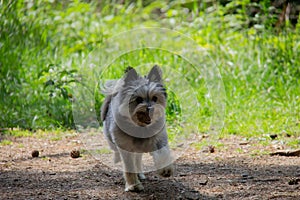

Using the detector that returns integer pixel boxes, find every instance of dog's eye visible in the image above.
[136,97,143,104]
[152,96,158,102]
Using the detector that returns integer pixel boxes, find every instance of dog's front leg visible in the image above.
[136,153,146,180]
[119,150,144,192]
[152,146,174,177]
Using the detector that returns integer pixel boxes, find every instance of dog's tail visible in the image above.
[101,67,133,121]
[100,78,125,121]
[100,94,112,121]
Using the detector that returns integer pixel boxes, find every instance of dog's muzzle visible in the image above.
[136,107,154,125]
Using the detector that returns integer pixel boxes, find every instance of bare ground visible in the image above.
[1,132,300,200]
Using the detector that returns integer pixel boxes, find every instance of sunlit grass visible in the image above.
[5,129,76,140]
[0,0,299,146]
[0,139,13,146]
[192,138,225,151]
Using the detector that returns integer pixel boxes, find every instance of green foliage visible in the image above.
[0,0,299,142]
[0,139,13,146]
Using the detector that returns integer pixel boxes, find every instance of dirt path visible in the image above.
[1,132,300,199]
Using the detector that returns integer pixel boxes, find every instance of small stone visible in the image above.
[198,175,208,185]
[70,150,80,158]
[184,190,200,200]
[31,150,39,158]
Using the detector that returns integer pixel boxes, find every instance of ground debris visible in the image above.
[202,145,215,153]
[70,149,80,158]
[270,149,300,157]
[2,134,300,200]
[198,175,208,185]
[288,178,300,185]
[31,150,39,158]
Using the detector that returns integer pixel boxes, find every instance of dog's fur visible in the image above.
[101,66,174,192]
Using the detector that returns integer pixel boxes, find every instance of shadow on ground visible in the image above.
[1,153,299,199]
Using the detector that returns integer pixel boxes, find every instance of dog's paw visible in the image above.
[138,173,146,180]
[157,164,174,177]
[125,182,144,192]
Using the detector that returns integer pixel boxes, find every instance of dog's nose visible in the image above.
[147,106,153,112]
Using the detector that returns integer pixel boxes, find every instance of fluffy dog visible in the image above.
[101,66,174,192]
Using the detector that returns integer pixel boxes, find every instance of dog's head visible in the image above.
[120,66,167,127]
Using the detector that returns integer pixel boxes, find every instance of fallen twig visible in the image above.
[270,149,300,157]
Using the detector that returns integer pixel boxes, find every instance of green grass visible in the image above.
[17,143,25,148]
[287,139,300,149]
[0,0,299,147]
[5,130,34,138]
[41,156,50,161]
[95,148,113,154]
[50,136,63,141]
[250,149,271,157]
[0,139,13,146]
[192,138,225,151]
[4,129,76,141]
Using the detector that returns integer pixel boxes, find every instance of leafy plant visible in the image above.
[0,0,298,142]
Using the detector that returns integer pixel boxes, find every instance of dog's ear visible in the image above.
[124,67,139,84]
[147,65,162,83]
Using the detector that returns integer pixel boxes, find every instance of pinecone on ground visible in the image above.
[70,150,80,158]
[31,150,39,158]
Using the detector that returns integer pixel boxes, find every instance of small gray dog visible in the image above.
[101,66,174,192]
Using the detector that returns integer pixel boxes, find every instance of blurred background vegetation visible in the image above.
[0,0,299,139]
